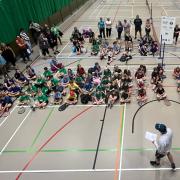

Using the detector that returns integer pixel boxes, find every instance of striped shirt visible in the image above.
[20,32,30,41]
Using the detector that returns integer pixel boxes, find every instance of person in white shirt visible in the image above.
[106,18,112,38]
[150,123,176,170]
[123,19,131,35]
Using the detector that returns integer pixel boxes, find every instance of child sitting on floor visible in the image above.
[35,91,48,109]
[53,89,63,104]
[112,41,121,55]
[120,88,131,104]
[26,65,37,81]
[50,57,63,73]
[155,84,167,100]
[66,90,78,105]
[137,88,148,105]
[92,90,105,105]
[18,93,31,106]
[91,39,100,56]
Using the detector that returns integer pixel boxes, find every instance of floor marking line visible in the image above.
[3,148,117,154]
[89,0,103,18]
[15,106,93,180]
[17,104,125,108]
[114,106,124,180]
[162,7,168,16]
[118,104,126,180]
[3,146,180,154]
[0,105,17,128]
[2,167,180,173]
[0,110,31,155]
[29,108,55,151]
[93,105,108,169]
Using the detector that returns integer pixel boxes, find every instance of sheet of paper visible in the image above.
[145,131,157,142]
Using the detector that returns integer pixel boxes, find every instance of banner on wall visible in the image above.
[160,16,176,44]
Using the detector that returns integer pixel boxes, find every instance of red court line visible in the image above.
[15,106,93,180]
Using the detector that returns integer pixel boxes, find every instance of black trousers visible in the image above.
[135,28,142,38]
[174,33,179,43]
[20,48,30,61]
[106,28,112,37]
[99,28,105,38]
[41,48,49,56]
[117,30,122,39]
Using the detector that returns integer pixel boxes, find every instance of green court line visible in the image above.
[3,147,180,154]
[123,147,180,152]
[3,148,117,154]
[29,107,55,151]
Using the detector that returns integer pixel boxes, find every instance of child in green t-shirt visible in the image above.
[35,91,49,108]
[18,94,31,105]
[43,67,53,80]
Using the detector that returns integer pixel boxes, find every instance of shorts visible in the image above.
[155,151,165,160]
[68,98,76,101]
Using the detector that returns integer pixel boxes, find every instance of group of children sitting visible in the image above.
[134,63,168,104]
[1,58,179,116]
[70,26,133,65]
[173,66,180,92]
[138,35,158,56]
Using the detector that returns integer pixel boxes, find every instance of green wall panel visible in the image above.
[0,0,76,43]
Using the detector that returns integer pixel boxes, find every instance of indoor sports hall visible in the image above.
[0,0,180,180]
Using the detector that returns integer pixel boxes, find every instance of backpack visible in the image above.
[88,67,94,74]
[80,94,91,104]
[58,103,69,111]
[119,55,127,62]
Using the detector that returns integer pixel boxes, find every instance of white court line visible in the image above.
[166,10,180,12]
[119,103,126,180]
[19,104,124,108]
[0,167,179,173]
[131,5,134,18]
[95,2,104,18]
[56,56,180,59]
[89,0,103,18]
[0,105,17,128]
[162,7,168,16]
[0,110,31,155]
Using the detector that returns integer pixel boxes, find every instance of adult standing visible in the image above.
[1,43,16,68]
[20,28,32,53]
[173,25,180,45]
[116,21,123,39]
[98,17,106,38]
[106,18,112,38]
[16,36,30,63]
[51,24,63,45]
[38,33,50,58]
[29,20,41,45]
[150,123,176,170]
[123,19,131,35]
[134,15,142,39]
[145,19,151,36]
[0,54,7,78]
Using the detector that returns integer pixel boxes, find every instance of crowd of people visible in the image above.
[0,15,180,116]
[0,56,180,116]
[0,21,63,79]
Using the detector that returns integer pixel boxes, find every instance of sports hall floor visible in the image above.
[0,0,180,179]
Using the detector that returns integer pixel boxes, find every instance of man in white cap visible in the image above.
[150,123,176,170]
